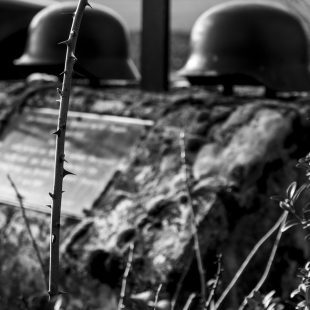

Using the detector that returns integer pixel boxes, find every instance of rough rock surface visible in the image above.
[0,81,310,309]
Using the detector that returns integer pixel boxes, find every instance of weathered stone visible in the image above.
[193,105,293,183]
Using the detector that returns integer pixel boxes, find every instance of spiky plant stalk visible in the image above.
[49,0,90,299]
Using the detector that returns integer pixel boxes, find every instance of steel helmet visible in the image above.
[179,0,310,92]
[15,1,140,81]
[0,0,54,79]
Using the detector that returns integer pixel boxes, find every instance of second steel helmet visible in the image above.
[179,1,310,92]
[15,1,140,81]
[0,0,54,79]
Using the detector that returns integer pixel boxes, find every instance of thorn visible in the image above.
[86,1,92,8]
[63,169,75,178]
[62,191,65,194]
[52,129,61,136]
[59,154,67,163]
[57,39,70,46]
[59,70,67,76]
[57,88,63,96]
[56,99,61,103]
[70,30,76,37]
[46,204,51,208]
[70,53,77,62]
[49,192,55,199]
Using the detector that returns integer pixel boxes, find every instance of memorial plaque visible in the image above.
[0,108,153,217]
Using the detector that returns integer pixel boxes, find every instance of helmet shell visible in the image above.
[179,1,310,91]
[15,2,140,81]
[0,0,54,79]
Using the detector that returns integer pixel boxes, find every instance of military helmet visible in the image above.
[15,1,140,81]
[0,0,54,79]
[179,1,310,92]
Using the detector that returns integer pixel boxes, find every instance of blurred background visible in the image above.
[55,0,309,31]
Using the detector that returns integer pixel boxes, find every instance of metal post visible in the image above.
[141,0,170,91]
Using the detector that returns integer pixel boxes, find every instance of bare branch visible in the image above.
[182,293,196,310]
[179,131,206,302]
[153,284,163,310]
[214,211,287,309]
[205,254,223,310]
[238,212,288,310]
[7,174,48,291]
[118,243,134,310]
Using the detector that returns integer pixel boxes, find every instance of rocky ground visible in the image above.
[1,79,310,310]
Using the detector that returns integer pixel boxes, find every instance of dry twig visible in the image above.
[179,131,206,302]
[153,284,163,310]
[238,211,288,310]
[205,254,223,310]
[7,174,48,291]
[214,211,287,309]
[118,243,134,310]
[182,293,197,310]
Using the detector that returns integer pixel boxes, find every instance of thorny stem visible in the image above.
[7,175,48,291]
[153,283,163,310]
[179,131,207,302]
[49,0,89,299]
[204,254,223,310]
[117,243,134,310]
[238,211,288,310]
[214,211,287,310]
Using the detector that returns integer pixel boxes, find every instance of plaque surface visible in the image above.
[0,108,153,217]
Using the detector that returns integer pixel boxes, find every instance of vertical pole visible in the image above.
[141,0,170,92]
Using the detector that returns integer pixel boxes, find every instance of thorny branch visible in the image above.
[49,0,90,299]
[179,131,207,302]
[7,174,48,291]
